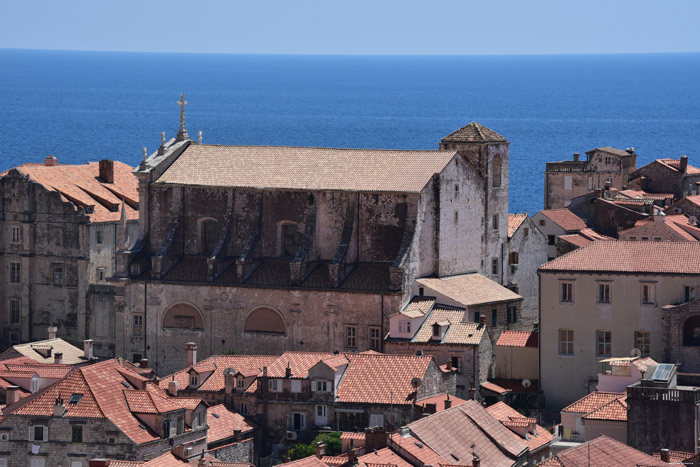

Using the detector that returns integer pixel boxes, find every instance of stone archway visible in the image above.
[162,303,205,330]
[244,306,286,334]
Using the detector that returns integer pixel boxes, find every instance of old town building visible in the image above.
[630,156,700,201]
[532,209,588,260]
[544,147,637,210]
[114,99,512,374]
[0,157,138,358]
[538,241,700,409]
[661,298,700,373]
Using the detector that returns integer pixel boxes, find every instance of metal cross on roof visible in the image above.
[175,93,189,141]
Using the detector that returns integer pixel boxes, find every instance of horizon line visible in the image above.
[2,47,700,58]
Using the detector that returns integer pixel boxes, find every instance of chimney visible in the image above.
[84,339,94,360]
[479,315,486,327]
[6,386,21,405]
[468,387,476,400]
[445,359,452,371]
[168,379,179,397]
[472,453,481,467]
[660,449,670,462]
[680,155,689,173]
[48,326,58,340]
[54,352,63,365]
[285,362,292,378]
[44,155,58,166]
[444,394,452,410]
[185,342,198,367]
[573,153,580,162]
[365,427,388,451]
[626,147,635,154]
[233,429,242,442]
[99,159,114,183]
[348,448,360,464]
[89,461,111,467]
[315,442,326,459]
[53,395,66,417]
[139,358,149,369]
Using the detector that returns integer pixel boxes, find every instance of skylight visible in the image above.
[68,393,83,405]
[121,381,131,389]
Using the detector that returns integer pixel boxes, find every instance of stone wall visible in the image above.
[662,299,700,372]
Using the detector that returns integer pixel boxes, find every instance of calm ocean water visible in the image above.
[1,49,699,214]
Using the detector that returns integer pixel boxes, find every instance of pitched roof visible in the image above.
[408,400,527,467]
[398,297,435,318]
[657,158,700,174]
[277,456,329,467]
[539,241,700,275]
[155,144,458,193]
[538,435,666,466]
[267,352,338,379]
[7,160,138,223]
[496,331,538,348]
[585,147,635,157]
[411,308,486,345]
[561,391,625,414]
[537,209,587,232]
[415,393,468,412]
[508,213,528,238]
[582,396,627,422]
[480,381,511,395]
[206,404,254,443]
[358,447,413,467]
[416,274,522,307]
[441,122,507,143]
[1,338,89,365]
[388,432,448,467]
[10,359,194,445]
[486,402,554,452]
[335,354,432,405]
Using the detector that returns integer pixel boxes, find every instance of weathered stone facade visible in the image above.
[0,162,138,358]
[662,299,700,373]
[631,156,700,201]
[544,147,637,210]
[115,120,510,373]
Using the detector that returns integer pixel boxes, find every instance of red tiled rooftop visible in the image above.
[415,393,467,412]
[267,351,337,379]
[539,241,700,274]
[582,396,627,422]
[657,158,700,174]
[8,160,139,223]
[277,456,329,467]
[538,435,666,466]
[206,404,254,443]
[388,433,448,467]
[496,331,538,348]
[358,447,413,467]
[486,402,554,453]
[508,213,528,238]
[538,209,587,232]
[480,381,511,395]
[340,432,366,441]
[561,391,625,414]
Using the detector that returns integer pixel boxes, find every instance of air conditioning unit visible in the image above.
[286,431,297,440]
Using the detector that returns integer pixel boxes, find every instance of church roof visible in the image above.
[155,144,458,193]
[441,122,507,143]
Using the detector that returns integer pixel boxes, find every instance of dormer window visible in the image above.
[399,320,411,333]
[190,375,198,387]
[237,378,245,389]
[432,323,441,339]
[313,380,330,392]
[30,376,39,393]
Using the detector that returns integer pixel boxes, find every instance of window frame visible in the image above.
[491,309,498,328]
[96,230,103,245]
[596,330,612,358]
[491,257,498,275]
[559,329,574,356]
[9,262,20,284]
[398,320,411,334]
[450,356,463,373]
[369,326,381,350]
[641,282,656,305]
[71,424,83,443]
[345,325,357,348]
[597,283,611,304]
[634,330,651,357]
[10,226,21,245]
[29,425,48,442]
[52,265,64,287]
[9,298,20,324]
[561,282,574,303]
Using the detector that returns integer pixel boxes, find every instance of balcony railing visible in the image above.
[627,385,700,404]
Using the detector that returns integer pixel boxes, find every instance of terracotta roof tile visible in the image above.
[486,402,554,452]
[206,404,254,444]
[9,160,138,223]
[480,381,511,395]
[415,393,467,412]
[408,400,527,466]
[388,433,449,467]
[586,147,635,157]
[416,274,522,307]
[336,354,432,405]
[277,456,329,467]
[508,213,528,238]
[340,432,366,441]
[398,297,435,318]
[267,352,337,379]
[321,455,349,466]
[539,240,700,274]
[488,379,539,394]
[1,338,89,365]
[441,122,507,143]
[538,435,666,466]
[561,391,625,414]
[411,308,486,345]
[358,447,413,467]
[496,331,538,348]
[537,209,587,232]
[582,396,627,422]
[652,450,699,463]
[657,158,700,174]
[156,144,458,193]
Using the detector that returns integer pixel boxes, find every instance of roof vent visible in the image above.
[44,155,58,166]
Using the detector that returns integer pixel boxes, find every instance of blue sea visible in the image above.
[1,49,699,214]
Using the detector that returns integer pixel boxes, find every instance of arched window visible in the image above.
[199,218,219,255]
[683,315,700,346]
[280,222,302,257]
[163,303,204,330]
[492,156,502,188]
[244,307,286,334]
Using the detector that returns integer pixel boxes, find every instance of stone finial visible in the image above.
[176,93,189,141]
[161,131,166,146]
[198,130,202,144]
[142,147,147,162]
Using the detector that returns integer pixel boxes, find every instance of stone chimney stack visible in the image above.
[472,453,481,467]
[347,448,360,465]
[54,352,63,365]
[680,155,689,173]
[185,342,198,367]
[44,155,58,166]
[83,339,94,360]
[6,386,21,405]
[315,442,326,458]
[444,394,452,410]
[285,362,292,378]
[139,359,149,369]
[478,315,486,328]
[233,429,242,442]
[468,387,476,400]
[573,153,580,162]
[167,379,178,397]
[48,326,58,340]
[660,449,670,462]
[53,395,66,417]
[99,159,114,183]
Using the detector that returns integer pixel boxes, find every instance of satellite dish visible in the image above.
[630,348,642,358]
[521,379,532,388]
[410,377,422,389]
[690,216,698,225]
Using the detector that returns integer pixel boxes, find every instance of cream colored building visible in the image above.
[538,241,700,409]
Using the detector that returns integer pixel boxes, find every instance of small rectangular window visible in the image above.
[454,211,459,222]
[634,331,651,356]
[561,282,573,302]
[268,379,281,392]
[684,285,696,303]
[564,176,572,190]
[559,329,574,356]
[369,326,381,350]
[346,325,357,348]
[509,252,519,265]
[642,283,656,305]
[596,330,612,357]
[97,267,105,281]
[52,266,63,286]
[96,230,103,244]
[9,299,20,324]
[9,262,20,284]
[132,353,142,363]
[491,258,498,275]
[493,215,499,230]
[597,283,610,304]
[524,227,529,237]
[133,314,143,335]
[450,356,463,373]
[177,415,184,435]
[71,425,83,443]
[10,226,20,245]
[398,320,411,334]
[548,234,556,245]
[474,311,481,323]
[491,309,498,327]
[540,219,546,226]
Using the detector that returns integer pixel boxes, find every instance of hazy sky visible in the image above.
[2,0,699,55]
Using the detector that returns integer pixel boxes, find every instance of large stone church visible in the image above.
[114,99,511,375]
